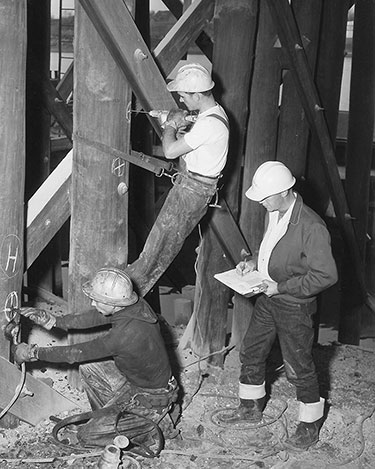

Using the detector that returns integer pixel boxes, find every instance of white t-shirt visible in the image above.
[183,104,229,177]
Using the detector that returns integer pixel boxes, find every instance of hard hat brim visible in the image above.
[166,80,215,93]
[82,282,139,307]
[245,177,296,201]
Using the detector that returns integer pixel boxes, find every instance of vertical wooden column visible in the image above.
[0,0,26,427]
[190,0,258,365]
[0,0,27,357]
[68,2,132,386]
[26,0,61,294]
[277,0,322,177]
[306,0,350,335]
[339,0,375,344]
[234,0,280,347]
[306,0,350,215]
[130,0,160,313]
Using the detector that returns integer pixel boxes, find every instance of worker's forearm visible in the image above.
[162,125,178,159]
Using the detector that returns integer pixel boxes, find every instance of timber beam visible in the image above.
[26,151,72,270]
[79,0,176,139]
[266,0,369,304]
[154,0,214,76]
[161,0,213,59]
[42,77,73,141]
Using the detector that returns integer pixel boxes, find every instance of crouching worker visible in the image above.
[14,268,179,448]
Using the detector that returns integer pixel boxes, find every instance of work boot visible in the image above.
[283,418,323,451]
[283,398,325,451]
[219,397,265,424]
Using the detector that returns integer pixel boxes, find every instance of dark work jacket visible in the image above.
[267,193,338,302]
[37,298,171,389]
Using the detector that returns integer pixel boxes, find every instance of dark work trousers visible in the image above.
[79,360,178,438]
[126,172,218,297]
[240,294,320,403]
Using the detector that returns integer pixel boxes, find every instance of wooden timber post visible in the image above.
[130,0,160,314]
[26,0,63,296]
[190,0,258,365]
[277,0,322,177]
[0,0,27,425]
[339,0,375,344]
[306,0,350,336]
[238,0,281,347]
[68,1,133,387]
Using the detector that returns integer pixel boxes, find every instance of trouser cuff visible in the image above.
[298,397,325,423]
[239,382,266,400]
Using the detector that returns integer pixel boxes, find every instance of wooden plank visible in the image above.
[42,77,73,140]
[0,356,83,426]
[78,0,176,139]
[25,151,72,270]
[266,0,368,303]
[56,60,73,101]
[153,0,214,77]
[161,0,213,60]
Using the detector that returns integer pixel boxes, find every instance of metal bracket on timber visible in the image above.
[0,356,83,426]
[266,0,369,306]
[78,0,176,140]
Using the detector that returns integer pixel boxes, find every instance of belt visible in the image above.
[187,170,221,182]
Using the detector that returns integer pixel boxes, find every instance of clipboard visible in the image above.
[214,268,267,297]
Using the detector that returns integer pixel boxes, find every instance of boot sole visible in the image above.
[282,438,318,452]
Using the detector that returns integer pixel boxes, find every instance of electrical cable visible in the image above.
[325,405,375,468]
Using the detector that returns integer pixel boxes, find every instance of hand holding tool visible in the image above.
[19,307,56,330]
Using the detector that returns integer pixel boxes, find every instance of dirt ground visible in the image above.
[1,298,375,469]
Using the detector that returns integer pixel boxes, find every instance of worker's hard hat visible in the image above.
[167,63,215,93]
[82,268,138,307]
[245,161,296,202]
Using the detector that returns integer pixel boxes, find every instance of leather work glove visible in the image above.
[19,307,56,330]
[165,108,189,130]
[13,343,39,365]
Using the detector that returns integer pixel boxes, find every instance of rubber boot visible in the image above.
[219,397,265,424]
[283,398,325,451]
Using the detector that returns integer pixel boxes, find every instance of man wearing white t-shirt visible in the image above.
[126,63,229,297]
[220,161,338,451]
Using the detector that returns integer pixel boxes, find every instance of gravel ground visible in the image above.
[1,300,375,469]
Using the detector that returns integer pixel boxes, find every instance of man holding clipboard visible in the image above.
[219,161,338,452]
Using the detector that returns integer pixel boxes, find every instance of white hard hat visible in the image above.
[167,63,215,93]
[82,268,138,307]
[245,161,296,202]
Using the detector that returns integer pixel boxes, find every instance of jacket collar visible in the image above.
[289,192,303,226]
